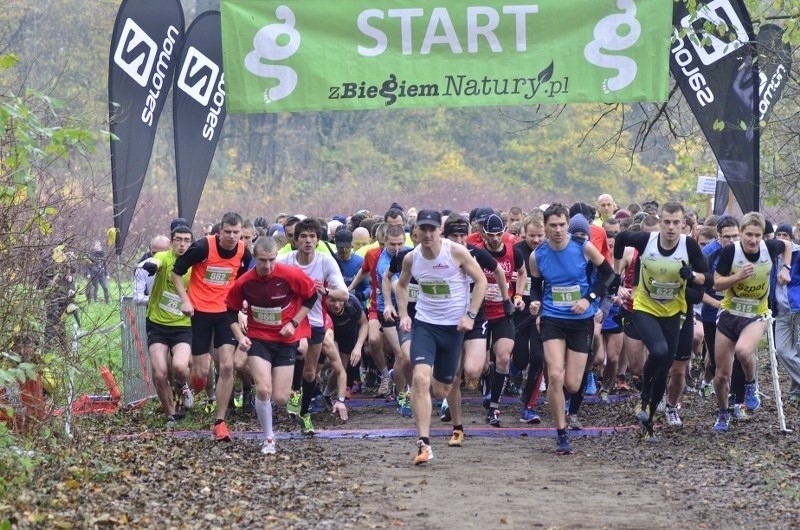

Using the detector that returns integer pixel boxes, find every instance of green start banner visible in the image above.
[221,0,672,114]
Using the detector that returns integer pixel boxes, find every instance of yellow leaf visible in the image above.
[65,479,80,490]
[106,227,117,246]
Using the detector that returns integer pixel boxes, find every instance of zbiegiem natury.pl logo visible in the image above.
[244,5,301,106]
[583,0,642,94]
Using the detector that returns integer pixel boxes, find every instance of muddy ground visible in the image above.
[2,374,800,529]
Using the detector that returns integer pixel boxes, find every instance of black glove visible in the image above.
[141,261,158,276]
[503,298,515,316]
[679,260,694,281]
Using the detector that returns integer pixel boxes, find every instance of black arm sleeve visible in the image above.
[530,276,544,302]
[225,309,239,328]
[172,238,210,276]
[766,239,787,262]
[686,238,709,274]
[715,244,736,276]
[238,248,253,278]
[390,249,413,274]
[613,231,650,260]
[513,247,525,270]
[589,260,614,298]
[302,291,319,309]
[471,247,498,271]
[684,237,714,288]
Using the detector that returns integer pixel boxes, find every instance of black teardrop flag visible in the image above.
[109,0,184,253]
[670,0,758,213]
[173,11,227,228]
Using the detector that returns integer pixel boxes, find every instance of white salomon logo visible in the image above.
[680,0,747,66]
[177,46,219,106]
[114,18,158,87]
[244,5,301,105]
[583,0,642,94]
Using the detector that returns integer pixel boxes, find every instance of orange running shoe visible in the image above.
[412,440,434,465]
[212,420,231,441]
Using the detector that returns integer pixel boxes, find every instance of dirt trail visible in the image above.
[335,436,689,530]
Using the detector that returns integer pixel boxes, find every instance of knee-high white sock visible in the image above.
[254,397,274,440]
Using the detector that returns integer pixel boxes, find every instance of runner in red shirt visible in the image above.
[226,236,318,455]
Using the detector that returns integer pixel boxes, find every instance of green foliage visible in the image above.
[0,52,112,497]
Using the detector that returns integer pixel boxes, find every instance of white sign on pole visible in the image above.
[696,176,717,195]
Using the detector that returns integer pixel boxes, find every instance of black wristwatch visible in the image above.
[784,264,791,271]
[290,319,300,328]
[466,310,477,319]
[337,396,346,403]
[585,292,598,302]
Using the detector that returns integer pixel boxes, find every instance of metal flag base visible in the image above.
[766,311,792,433]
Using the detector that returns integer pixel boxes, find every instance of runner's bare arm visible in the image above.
[779,239,792,285]
[382,265,397,320]
[351,310,368,365]
[513,263,527,310]
[453,244,487,315]
[493,264,510,301]
[396,253,413,320]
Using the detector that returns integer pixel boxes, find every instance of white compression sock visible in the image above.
[254,396,274,440]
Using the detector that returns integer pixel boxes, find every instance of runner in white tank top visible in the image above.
[394,209,487,466]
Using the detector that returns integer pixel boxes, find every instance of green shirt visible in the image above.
[146,250,191,327]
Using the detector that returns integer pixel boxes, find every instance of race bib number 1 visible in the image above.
[420,280,451,299]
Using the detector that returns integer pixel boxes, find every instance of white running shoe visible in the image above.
[666,405,683,427]
[261,438,276,455]
[181,384,194,409]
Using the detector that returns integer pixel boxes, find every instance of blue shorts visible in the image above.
[410,320,464,384]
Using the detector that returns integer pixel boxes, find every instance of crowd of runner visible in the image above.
[134,196,800,462]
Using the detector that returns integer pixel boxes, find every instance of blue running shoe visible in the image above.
[440,399,451,422]
[309,395,323,414]
[398,393,413,418]
[555,432,572,455]
[520,407,541,424]
[640,420,658,444]
[744,382,761,411]
[713,411,730,432]
[634,397,650,423]
[486,407,501,427]
[585,372,597,396]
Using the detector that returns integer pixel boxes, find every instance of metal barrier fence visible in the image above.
[120,296,154,407]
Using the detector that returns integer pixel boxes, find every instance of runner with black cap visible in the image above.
[437,213,510,445]
[473,213,526,426]
[395,209,487,465]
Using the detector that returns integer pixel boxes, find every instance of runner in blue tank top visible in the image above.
[529,204,614,455]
